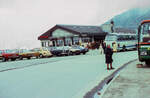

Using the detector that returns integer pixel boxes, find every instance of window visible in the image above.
[105,35,117,41]
[73,37,79,44]
[142,23,150,34]
[82,37,90,42]
[41,42,44,47]
[57,39,64,46]
[65,38,72,46]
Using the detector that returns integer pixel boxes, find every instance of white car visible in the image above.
[69,45,81,55]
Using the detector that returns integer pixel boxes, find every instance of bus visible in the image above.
[104,33,137,52]
[138,20,150,65]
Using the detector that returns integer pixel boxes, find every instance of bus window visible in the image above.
[105,35,117,41]
[140,23,150,42]
[142,23,150,34]
[117,35,125,41]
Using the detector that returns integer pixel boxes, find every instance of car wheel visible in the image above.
[67,52,70,56]
[39,54,43,58]
[69,52,73,55]
[122,45,126,51]
[83,52,86,55]
[2,57,6,62]
[19,56,23,60]
[11,58,16,61]
[47,55,52,58]
[27,57,31,59]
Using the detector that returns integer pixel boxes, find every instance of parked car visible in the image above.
[0,54,2,60]
[0,50,19,62]
[31,47,53,58]
[69,45,81,55]
[53,46,70,56]
[48,47,63,56]
[77,45,89,54]
[16,49,40,60]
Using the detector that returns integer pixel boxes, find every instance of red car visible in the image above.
[0,50,19,62]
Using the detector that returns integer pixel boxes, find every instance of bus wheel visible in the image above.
[145,61,150,66]
[122,45,126,51]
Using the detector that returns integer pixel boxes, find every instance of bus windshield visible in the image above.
[140,23,150,42]
[105,35,117,41]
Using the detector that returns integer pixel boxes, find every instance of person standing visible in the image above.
[105,45,114,70]
[113,43,117,52]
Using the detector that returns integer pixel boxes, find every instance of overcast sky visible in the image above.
[0,0,150,49]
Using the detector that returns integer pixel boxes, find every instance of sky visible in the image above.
[0,0,150,49]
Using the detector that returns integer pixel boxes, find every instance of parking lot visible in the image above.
[0,50,138,98]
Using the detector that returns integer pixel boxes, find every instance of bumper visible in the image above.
[139,55,150,61]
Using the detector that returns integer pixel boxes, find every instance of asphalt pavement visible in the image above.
[101,60,150,98]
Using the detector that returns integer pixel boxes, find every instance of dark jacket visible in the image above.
[105,47,113,64]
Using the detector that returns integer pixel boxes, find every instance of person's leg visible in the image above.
[110,63,114,69]
[107,63,109,70]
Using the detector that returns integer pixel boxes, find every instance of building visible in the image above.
[38,24,107,47]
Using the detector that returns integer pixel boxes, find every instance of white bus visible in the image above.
[104,33,137,52]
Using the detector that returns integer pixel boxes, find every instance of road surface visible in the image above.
[0,50,138,98]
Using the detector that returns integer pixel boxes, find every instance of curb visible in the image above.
[84,59,137,98]
[72,58,137,98]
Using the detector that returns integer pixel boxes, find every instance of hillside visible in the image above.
[107,8,150,29]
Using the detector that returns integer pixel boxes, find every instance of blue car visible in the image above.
[71,45,89,55]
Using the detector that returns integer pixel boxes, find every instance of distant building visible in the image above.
[38,24,107,47]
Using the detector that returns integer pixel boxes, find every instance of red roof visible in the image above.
[141,20,150,24]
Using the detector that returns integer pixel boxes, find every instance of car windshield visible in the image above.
[22,49,31,53]
[33,48,40,51]
[71,46,79,49]
[57,47,63,50]
[0,50,3,54]
[5,50,16,53]
[79,46,84,49]
[42,47,48,51]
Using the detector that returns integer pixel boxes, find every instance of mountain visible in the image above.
[106,8,150,30]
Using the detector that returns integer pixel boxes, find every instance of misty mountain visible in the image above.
[107,8,150,29]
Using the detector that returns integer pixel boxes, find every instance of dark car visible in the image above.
[48,47,63,56]
[0,50,19,62]
[48,46,70,56]
[56,46,70,56]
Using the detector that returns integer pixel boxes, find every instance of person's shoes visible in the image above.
[110,67,115,70]
[107,68,110,70]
